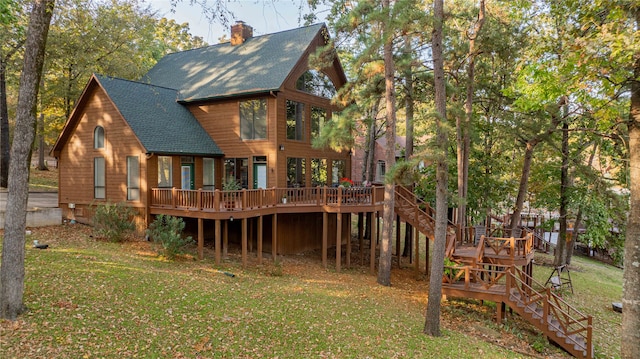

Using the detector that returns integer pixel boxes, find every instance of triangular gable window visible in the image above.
[296,70,336,98]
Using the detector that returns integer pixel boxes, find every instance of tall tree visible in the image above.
[457,0,484,238]
[0,0,55,320]
[0,0,26,188]
[377,0,397,286]
[424,0,447,336]
[623,5,640,357]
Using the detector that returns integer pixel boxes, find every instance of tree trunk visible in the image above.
[458,0,485,242]
[554,107,569,267]
[1,58,10,188]
[377,0,396,286]
[0,0,55,320]
[621,9,640,356]
[403,37,414,258]
[37,112,48,171]
[425,0,447,337]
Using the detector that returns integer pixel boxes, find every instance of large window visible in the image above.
[203,158,215,190]
[311,158,327,186]
[127,156,140,200]
[158,156,172,188]
[332,159,346,186]
[286,100,305,141]
[94,126,104,149]
[94,157,105,199]
[311,107,326,138]
[240,99,267,140]
[224,158,248,188]
[287,157,306,187]
[296,70,337,98]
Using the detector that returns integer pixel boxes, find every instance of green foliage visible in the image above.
[92,202,136,242]
[146,215,193,259]
[222,179,241,191]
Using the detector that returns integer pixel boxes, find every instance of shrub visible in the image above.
[146,215,193,259]
[92,202,136,242]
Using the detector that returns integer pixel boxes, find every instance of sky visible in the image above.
[148,1,329,44]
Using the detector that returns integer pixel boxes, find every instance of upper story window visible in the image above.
[94,126,104,149]
[311,107,326,138]
[240,99,267,140]
[158,156,172,188]
[286,100,305,141]
[296,70,337,98]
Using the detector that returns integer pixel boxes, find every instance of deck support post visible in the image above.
[336,212,342,272]
[414,229,420,272]
[370,211,377,274]
[396,215,401,267]
[223,220,228,258]
[215,219,221,265]
[322,212,328,268]
[248,218,253,253]
[497,302,504,324]
[241,218,248,267]
[358,213,364,264]
[257,215,263,264]
[198,218,204,260]
[272,214,277,263]
[346,213,351,268]
[425,234,430,276]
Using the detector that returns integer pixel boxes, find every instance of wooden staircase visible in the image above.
[393,185,457,250]
[391,185,593,358]
[441,264,593,358]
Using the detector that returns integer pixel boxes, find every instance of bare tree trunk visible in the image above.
[622,9,640,356]
[403,37,414,258]
[37,112,48,171]
[458,0,485,242]
[0,0,55,320]
[377,0,397,286]
[425,0,447,337]
[554,106,569,267]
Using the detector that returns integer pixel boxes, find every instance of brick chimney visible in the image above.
[230,21,253,46]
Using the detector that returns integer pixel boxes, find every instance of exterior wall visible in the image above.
[57,85,147,227]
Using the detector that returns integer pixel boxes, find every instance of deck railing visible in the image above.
[150,186,384,212]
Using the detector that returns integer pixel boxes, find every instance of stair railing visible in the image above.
[507,266,592,358]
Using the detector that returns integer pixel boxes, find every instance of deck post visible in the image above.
[358,213,364,264]
[258,215,263,264]
[370,211,377,274]
[242,218,247,267]
[395,215,401,262]
[336,212,342,272]
[414,228,420,272]
[249,218,253,253]
[215,219,221,265]
[223,220,228,258]
[346,213,351,268]
[272,213,277,263]
[214,189,220,211]
[197,189,202,210]
[322,212,328,268]
[172,187,177,208]
[425,234,430,276]
[197,218,204,260]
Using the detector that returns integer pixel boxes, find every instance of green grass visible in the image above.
[28,167,58,191]
[0,225,623,358]
[0,225,536,359]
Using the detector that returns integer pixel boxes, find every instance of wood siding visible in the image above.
[57,85,147,225]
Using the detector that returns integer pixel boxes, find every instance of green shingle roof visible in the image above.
[96,75,223,156]
[142,23,325,102]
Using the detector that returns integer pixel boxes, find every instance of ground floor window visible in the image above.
[332,159,346,186]
[158,156,172,188]
[203,158,215,190]
[287,157,306,187]
[311,158,327,186]
[127,156,140,200]
[224,158,248,188]
[94,157,105,199]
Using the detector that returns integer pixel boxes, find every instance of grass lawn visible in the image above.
[0,225,623,358]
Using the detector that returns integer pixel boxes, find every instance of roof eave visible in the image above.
[177,89,280,104]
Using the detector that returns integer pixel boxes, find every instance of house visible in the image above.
[351,134,407,183]
[52,22,382,265]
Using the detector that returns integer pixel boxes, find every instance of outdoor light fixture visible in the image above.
[229,216,234,222]
[279,144,285,151]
